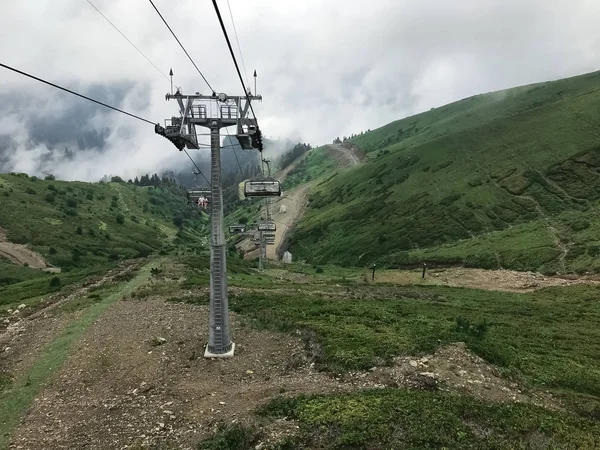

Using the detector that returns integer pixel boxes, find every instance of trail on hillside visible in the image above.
[0,227,59,272]
[265,143,363,260]
[266,184,310,260]
[323,143,364,167]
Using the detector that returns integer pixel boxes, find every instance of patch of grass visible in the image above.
[0,264,113,311]
[0,262,155,448]
[197,423,258,450]
[259,390,600,449]
[231,283,600,403]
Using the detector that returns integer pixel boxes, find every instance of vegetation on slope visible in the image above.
[0,173,206,269]
[288,70,600,273]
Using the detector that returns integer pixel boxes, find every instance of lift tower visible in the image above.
[156,90,262,358]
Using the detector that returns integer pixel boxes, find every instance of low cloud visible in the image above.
[1,0,599,180]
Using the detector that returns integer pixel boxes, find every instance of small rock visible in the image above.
[163,410,173,415]
[18,304,26,309]
[219,401,225,405]
[3,347,10,352]
[246,370,254,374]
[409,361,418,368]
[419,372,436,378]
[255,443,265,450]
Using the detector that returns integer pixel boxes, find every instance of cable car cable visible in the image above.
[211,0,258,123]
[225,0,250,87]
[148,0,214,93]
[224,126,245,180]
[0,62,155,125]
[183,149,211,185]
[87,0,178,88]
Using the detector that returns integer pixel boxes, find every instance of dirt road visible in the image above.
[265,143,363,260]
[266,184,311,260]
[323,143,364,167]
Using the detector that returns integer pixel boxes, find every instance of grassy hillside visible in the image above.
[0,173,207,269]
[289,70,600,273]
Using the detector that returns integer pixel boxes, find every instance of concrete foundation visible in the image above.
[204,342,235,358]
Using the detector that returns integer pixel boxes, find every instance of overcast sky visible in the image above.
[1,0,599,181]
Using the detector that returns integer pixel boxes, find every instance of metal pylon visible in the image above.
[206,121,233,357]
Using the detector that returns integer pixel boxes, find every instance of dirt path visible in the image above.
[323,143,364,167]
[266,184,311,260]
[7,289,558,449]
[0,227,58,272]
[265,143,364,261]
[375,267,600,292]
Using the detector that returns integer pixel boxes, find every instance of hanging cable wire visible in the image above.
[183,149,211,185]
[148,0,214,93]
[0,62,155,125]
[87,0,177,88]
[226,0,250,87]
[224,126,245,179]
[211,0,258,121]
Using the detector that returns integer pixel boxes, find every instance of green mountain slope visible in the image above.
[289,70,600,273]
[0,173,206,270]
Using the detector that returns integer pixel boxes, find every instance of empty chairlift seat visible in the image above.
[258,221,276,232]
[244,178,281,198]
[229,225,246,234]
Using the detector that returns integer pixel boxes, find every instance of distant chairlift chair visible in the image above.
[244,178,281,198]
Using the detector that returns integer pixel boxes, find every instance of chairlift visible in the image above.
[258,221,276,232]
[229,225,246,234]
[187,190,211,209]
[236,122,259,150]
[244,178,281,198]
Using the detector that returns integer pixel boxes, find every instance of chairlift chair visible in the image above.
[244,178,281,198]
[229,225,246,234]
[187,190,211,209]
[258,221,276,232]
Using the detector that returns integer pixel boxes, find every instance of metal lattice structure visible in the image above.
[157,90,262,358]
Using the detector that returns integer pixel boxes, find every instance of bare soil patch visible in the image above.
[376,267,600,292]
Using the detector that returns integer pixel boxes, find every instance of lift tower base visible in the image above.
[204,342,235,358]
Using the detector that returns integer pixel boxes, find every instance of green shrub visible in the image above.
[115,213,125,224]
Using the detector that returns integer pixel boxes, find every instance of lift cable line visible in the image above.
[211,0,259,126]
[226,0,250,87]
[86,0,177,88]
[148,0,214,93]
[0,62,155,125]
[224,126,245,180]
[183,149,211,185]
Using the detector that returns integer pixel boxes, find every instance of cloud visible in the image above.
[1,0,599,180]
